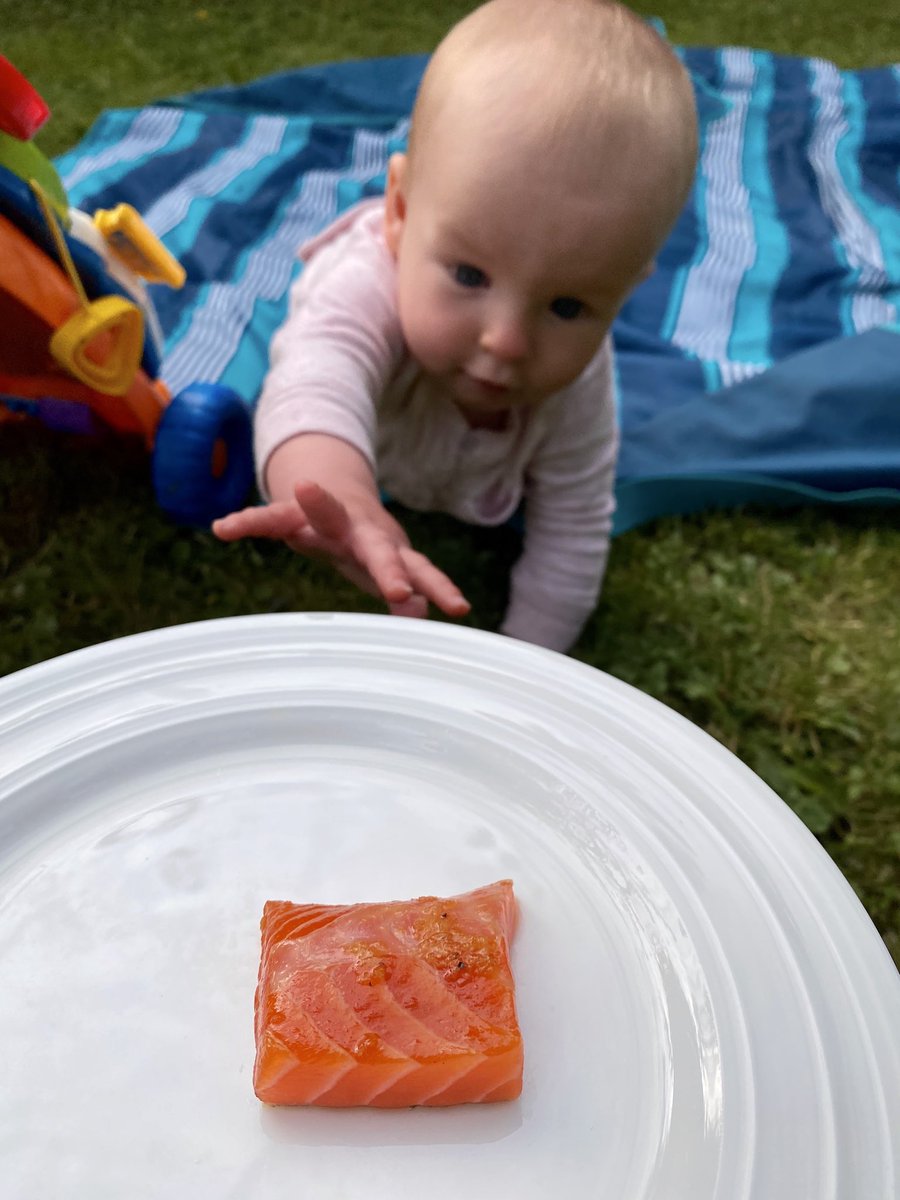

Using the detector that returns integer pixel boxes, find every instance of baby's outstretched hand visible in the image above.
[212,481,470,621]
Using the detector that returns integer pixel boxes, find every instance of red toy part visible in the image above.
[0,55,50,140]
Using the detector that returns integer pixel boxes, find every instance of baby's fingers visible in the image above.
[293,482,353,543]
[211,502,307,543]
[401,548,471,617]
[359,534,417,605]
[388,592,430,620]
[298,485,413,604]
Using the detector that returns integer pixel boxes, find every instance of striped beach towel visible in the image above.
[54,48,900,531]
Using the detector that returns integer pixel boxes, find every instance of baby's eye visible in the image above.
[452,263,488,288]
[550,296,585,320]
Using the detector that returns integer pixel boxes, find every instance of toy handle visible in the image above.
[50,296,144,396]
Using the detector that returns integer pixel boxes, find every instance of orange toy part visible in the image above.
[0,213,166,446]
[253,879,524,1107]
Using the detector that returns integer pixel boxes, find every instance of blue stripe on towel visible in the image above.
[808,57,895,335]
[60,108,208,209]
[857,68,900,327]
[669,48,762,382]
[162,123,402,399]
[858,68,900,216]
[844,71,900,324]
[158,121,358,388]
[616,48,706,356]
[217,124,403,400]
[660,46,717,349]
[727,50,788,373]
[144,115,308,248]
[768,56,844,357]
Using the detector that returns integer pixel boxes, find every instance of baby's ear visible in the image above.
[384,152,408,256]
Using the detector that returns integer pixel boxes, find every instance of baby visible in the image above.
[213,0,698,652]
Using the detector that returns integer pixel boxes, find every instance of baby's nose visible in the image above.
[479,311,530,362]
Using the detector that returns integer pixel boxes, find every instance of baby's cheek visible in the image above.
[532,349,580,395]
[543,329,606,391]
[403,299,464,373]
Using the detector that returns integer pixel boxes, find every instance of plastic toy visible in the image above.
[0,55,254,526]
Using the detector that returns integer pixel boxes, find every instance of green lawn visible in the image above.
[1,1,898,967]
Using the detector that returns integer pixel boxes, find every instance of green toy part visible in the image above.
[0,129,68,223]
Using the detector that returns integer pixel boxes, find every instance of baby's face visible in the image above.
[385,137,656,420]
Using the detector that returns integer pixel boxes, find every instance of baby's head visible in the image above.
[385,0,698,420]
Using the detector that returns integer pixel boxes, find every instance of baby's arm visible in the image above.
[214,432,469,618]
[212,204,468,619]
[501,343,619,653]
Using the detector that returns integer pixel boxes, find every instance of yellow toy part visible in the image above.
[93,203,186,288]
[49,294,144,396]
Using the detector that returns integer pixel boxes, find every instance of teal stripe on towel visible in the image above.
[58,108,206,207]
[727,51,788,368]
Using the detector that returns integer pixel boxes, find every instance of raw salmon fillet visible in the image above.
[253,879,523,1106]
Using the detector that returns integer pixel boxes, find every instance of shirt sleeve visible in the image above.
[499,338,619,653]
[253,211,405,497]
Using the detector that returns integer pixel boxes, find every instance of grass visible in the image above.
[1,1,898,968]
[5,0,899,156]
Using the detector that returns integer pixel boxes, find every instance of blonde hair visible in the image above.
[407,0,698,229]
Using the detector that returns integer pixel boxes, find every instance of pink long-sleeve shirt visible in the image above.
[255,198,619,652]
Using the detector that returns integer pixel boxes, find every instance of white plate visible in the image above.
[0,614,897,1199]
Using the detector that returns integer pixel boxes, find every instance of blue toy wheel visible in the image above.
[151,382,254,526]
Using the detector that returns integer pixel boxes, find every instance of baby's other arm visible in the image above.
[500,342,619,653]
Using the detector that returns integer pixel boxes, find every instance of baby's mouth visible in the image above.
[464,372,514,396]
